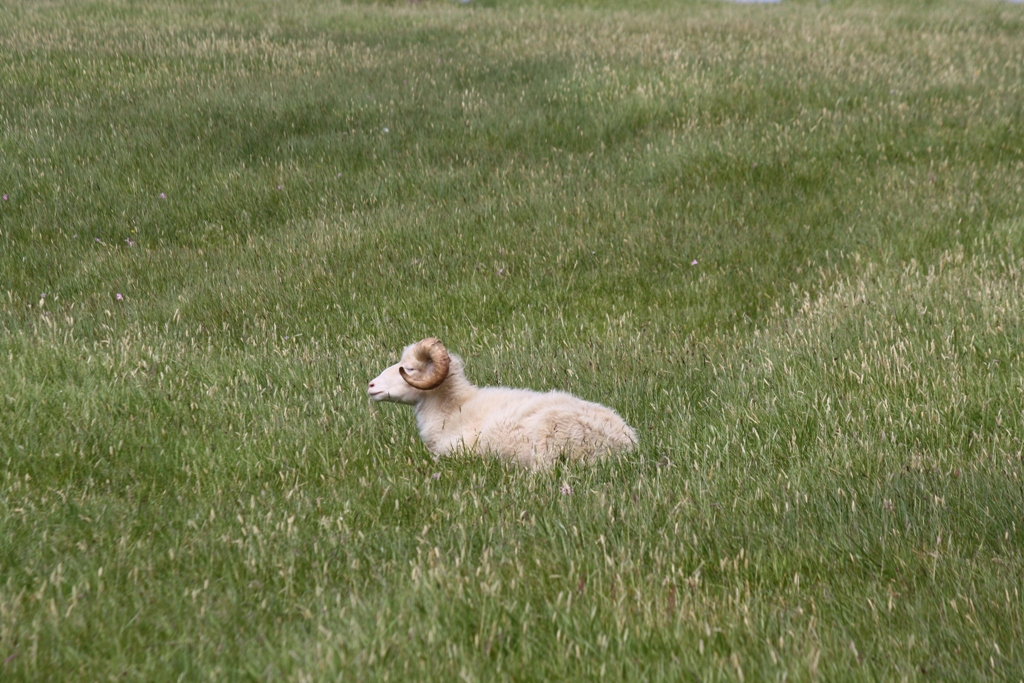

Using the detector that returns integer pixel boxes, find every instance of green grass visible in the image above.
[2,0,1023,680]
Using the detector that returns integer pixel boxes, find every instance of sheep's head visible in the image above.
[367,338,451,404]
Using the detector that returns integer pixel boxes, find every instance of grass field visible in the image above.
[2,0,1023,680]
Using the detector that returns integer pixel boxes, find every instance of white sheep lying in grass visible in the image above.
[368,338,638,469]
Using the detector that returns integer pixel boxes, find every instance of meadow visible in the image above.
[1,0,1023,680]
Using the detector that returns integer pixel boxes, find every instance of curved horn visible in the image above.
[399,338,451,390]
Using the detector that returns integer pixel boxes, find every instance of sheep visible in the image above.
[367,338,638,469]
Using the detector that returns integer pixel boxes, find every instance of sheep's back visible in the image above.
[470,388,636,468]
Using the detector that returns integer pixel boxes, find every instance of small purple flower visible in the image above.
[431,472,440,481]
[125,238,134,247]
[691,260,698,266]
[560,483,573,496]
[2,194,7,201]
[159,193,166,199]
[116,293,123,301]
[277,185,284,190]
